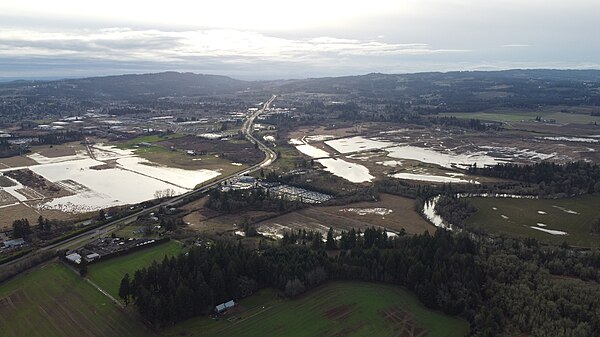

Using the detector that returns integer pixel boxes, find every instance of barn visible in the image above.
[214,300,236,314]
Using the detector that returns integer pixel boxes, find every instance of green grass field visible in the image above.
[165,282,469,337]
[466,195,600,247]
[0,263,153,337]
[88,241,185,300]
[439,110,600,124]
[118,133,185,148]
[270,143,306,172]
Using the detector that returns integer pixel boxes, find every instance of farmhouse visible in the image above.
[2,238,25,249]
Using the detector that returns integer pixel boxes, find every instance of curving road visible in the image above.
[2,95,278,266]
[239,95,277,174]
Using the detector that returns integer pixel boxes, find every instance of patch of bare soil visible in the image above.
[184,209,277,235]
[0,203,77,230]
[325,303,357,321]
[89,160,118,170]
[380,306,428,337]
[0,290,25,315]
[320,193,434,234]
[0,175,16,187]
[0,155,38,168]
[258,194,434,237]
[0,190,18,205]
[35,143,82,158]
[4,169,72,198]
[179,196,209,212]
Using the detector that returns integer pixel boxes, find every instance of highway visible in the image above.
[2,95,277,266]
[239,95,278,174]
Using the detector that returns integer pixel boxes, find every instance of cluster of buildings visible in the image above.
[221,176,333,205]
[0,235,27,251]
[65,237,160,264]
[266,184,333,204]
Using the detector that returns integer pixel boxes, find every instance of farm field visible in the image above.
[319,193,434,234]
[184,209,277,235]
[0,263,154,337]
[257,193,434,240]
[130,143,247,176]
[285,121,598,187]
[0,155,38,168]
[165,281,469,337]
[88,240,185,300]
[117,133,186,148]
[267,143,307,172]
[438,110,600,124]
[30,142,86,158]
[0,136,228,219]
[465,195,600,247]
[0,203,77,230]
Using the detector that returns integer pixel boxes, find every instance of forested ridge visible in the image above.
[121,229,600,336]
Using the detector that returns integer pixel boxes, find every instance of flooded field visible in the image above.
[390,172,480,184]
[115,156,219,189]
[325,136,394,154]
[288,123,598,184]
[340,207,393,217]
[316,158,374,183]
[0,143,222,215]
[540,136,599,143]
[289,137,375,183]
[294,143,331,158]
[386,145,500,169]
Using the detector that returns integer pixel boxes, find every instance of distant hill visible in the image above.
[1,72,252,99]
[271,69,600,108]
[275,69,600,93]
[2,69,599,106]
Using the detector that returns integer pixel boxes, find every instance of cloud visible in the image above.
[0,27,467,65]
[0,25,597,80]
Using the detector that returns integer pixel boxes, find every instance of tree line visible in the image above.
[468,161,600,197]
[207,188,304,213]
[121,228,600,336]
[434,194,478,228]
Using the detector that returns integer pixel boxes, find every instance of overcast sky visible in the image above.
[0,0,599,80]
